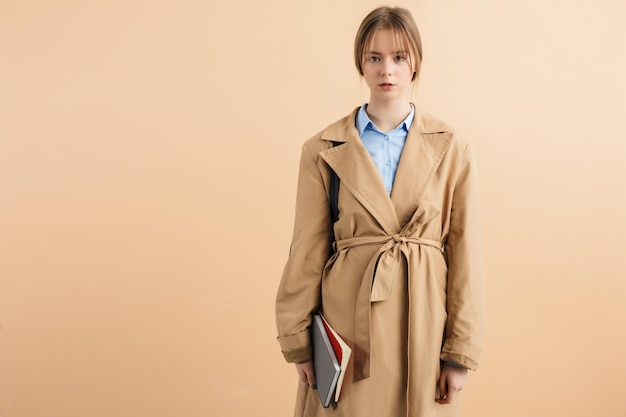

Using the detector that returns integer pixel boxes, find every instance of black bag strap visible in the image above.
[329,141,341,224]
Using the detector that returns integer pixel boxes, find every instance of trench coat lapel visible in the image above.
[318,107,454,234]
[391,111,453,227]
[319,109,401,234]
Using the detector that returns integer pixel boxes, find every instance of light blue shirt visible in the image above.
[356,104,415,194]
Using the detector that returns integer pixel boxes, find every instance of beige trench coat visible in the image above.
[276,107,484,417]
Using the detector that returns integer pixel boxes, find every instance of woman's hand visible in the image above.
[435,364,468,404]
[295,360,316,389]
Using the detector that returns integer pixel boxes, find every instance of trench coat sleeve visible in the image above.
[275,141,332,364]
[440,142,485,371]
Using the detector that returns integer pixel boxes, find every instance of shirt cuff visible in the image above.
[443,361,465,368]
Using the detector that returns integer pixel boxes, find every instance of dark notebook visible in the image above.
[311,314,341,408]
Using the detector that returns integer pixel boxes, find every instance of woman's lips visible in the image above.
[379,83,395,90]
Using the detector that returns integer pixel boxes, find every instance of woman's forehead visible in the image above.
[366,28,411,51]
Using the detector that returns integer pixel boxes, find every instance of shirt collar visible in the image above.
[355,103,415,136]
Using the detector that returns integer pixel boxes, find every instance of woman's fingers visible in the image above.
[436,371,448,404]
[435,364,468,404]
[295,360,316,389]
[295,363,308,383]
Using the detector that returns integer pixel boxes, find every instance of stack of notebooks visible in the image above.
[311,313,352,408]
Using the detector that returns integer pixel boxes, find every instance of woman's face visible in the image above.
[361,29,415,103]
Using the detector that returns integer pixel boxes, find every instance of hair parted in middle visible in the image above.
[354,6,423,82]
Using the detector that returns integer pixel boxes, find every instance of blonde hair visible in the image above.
[354,7,423,82]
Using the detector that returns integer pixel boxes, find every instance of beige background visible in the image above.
[1,1,625,416]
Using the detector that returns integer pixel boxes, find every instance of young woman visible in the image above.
[275,6,484,417]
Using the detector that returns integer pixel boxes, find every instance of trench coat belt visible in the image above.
[333,234,444,382]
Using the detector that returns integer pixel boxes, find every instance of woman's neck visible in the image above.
[365,99,412,133]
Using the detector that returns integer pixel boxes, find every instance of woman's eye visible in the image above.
[395,55,406,61]
[369,56,380,62]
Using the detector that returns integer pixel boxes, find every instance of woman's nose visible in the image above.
[380,59,392,76]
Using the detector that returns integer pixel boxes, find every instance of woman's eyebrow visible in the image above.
[368,50,409,55]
